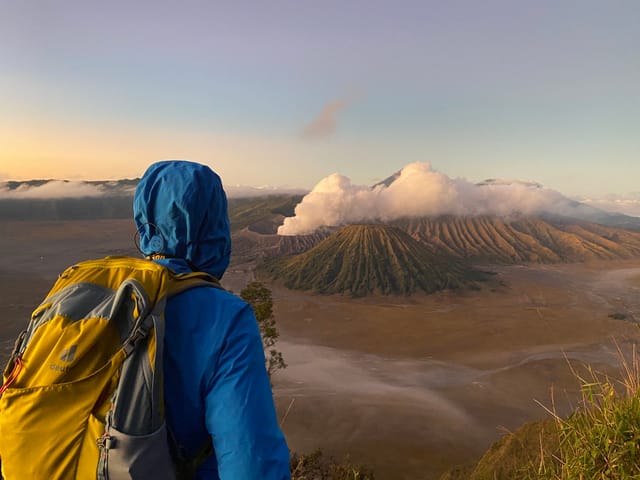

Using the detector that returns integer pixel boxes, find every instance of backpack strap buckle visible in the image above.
[123,324,150,356]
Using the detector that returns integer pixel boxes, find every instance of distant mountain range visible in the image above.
[260,214,640,295]
[2,177,639,230]
[0,179,304,222]
[269,214,640,263]
[6,178,640,297]
[394,215,640,263]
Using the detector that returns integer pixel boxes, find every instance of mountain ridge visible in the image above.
[393,215,640,263]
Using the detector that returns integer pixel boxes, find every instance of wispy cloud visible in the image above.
[301,97,350,140]
[574,193,640,218]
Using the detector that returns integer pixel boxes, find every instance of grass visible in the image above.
[290,450,375,480]
[440,344,640,480]
[530,346,640,479]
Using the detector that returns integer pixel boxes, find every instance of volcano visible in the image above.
[393,215,640,263]
[265,224,486,296]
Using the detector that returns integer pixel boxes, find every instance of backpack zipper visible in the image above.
[0,355,23,397]
[96,432,111,480]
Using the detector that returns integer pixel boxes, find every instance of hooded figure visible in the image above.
[134,160,290,479]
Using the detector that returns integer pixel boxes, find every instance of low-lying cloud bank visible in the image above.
[0,181,112,199]
[278,162,631,235]
[0,180,306,200]
[575,194,640,218]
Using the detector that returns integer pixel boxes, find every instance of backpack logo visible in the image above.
[59,345,78,362]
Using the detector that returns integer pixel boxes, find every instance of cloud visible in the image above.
[277,162,594,235]
[574,193,640,218]
[0,181,107,199]
[0,179,307,201]
[301,98,350,139]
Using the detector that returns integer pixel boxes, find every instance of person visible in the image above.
[133,160,291,479]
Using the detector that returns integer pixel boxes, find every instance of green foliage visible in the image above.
[240,281,286,377]
[532,356,640,480]
[290,449,375,480]
[439,420,560,480]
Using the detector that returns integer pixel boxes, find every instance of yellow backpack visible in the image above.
[0,256,218,480]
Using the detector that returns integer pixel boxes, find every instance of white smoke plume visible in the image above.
[278,162,591,235]
[0,181,108,199]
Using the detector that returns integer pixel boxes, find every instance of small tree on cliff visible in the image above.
[240,281,286,378]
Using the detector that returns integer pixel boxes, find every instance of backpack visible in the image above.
[0,256,219,480]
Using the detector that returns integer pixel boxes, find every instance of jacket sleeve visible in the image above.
[204,303,291,480]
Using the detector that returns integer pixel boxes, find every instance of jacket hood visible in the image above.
[133,160,231,279]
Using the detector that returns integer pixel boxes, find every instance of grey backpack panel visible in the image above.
[105,423,176,480]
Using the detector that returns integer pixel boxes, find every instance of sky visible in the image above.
[1,0,638,199]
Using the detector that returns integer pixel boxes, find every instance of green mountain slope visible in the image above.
[265,224,484,296]
[228,194,303,233]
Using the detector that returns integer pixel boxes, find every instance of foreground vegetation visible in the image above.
[290,450,375,480]
[442,348,640,479]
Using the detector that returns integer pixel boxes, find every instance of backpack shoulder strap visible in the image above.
[168,271,224,297]
[164,269,221,476]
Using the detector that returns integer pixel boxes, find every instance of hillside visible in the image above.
[393,215,640,263]
[227,195,303,233]
[264,224,485,296]
[0,185,303,226]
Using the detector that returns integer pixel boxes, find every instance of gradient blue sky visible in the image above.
[1,0,638,197]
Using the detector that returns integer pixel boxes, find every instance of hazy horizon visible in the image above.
[1,0,638,199]
[3,162,640,221]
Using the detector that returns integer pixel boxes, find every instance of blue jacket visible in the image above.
[134,161,290,479]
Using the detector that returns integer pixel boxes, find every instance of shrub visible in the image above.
[290,449,375,480]
[240,281,286,378]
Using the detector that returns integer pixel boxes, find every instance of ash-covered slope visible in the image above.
[394,216,640,263]
[265,224,484,296]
